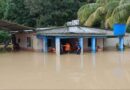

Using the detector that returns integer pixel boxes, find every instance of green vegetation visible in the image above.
[0,0,96,52]
[0,0,95,27]
[0,31,10,43]
[0,0,95,51]
[78,0,130,32]
[0,31,11,51]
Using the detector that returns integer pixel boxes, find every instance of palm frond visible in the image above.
[105,1,120,19]
[127,16,130,25]
[78,0,130,30]
[96,0,119,5]
[78,3,99,24]
[119,0,130,5]
[108,3,130,28]
[84,7,105,27]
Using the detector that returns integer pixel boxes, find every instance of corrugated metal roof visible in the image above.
[37,26,113,37]
[0,20,34,31]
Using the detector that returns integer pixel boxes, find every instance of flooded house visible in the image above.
[14,20,128,54]
[0,20,129,54]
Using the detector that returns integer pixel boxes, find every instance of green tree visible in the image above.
[0,0,7,19]
[25,0,89,27]
[1,0,95,27]
[78,0,130,31]
[0,31,10,42]
[4,0,36,27]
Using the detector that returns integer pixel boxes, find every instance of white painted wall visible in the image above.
[104,38,118,48]
[16,33,43,51]
[97,38,104,49]
[83,38,104,51]
[32,36,43,51]
[104,34,130,48]
[124,35,130,47]
[15,32,130,52]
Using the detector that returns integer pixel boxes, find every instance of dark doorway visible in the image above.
[88,38,92,47]
[12,34,16,44]
[61,38,78,53]
[88,38,97,48]
[11,34,20,51]
[48,38,55,47]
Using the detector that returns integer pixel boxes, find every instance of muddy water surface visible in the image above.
[0,50,130,89]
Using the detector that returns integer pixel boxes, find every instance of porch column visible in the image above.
[55,37,60,55]
[79,37,84,54]
[91,37,96,52]
[43,36,48,53]
[119,36,124,51]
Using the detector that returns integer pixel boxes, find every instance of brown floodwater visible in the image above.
[0,50,130,89]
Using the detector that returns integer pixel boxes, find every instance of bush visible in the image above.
[0,31,11,43]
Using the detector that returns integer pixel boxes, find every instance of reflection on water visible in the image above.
[92,53,96,68]
[0,50,130,89]
[56,54,61,72]
[113,52,125,79]
[80,54,84,70]
[43,53,47,65]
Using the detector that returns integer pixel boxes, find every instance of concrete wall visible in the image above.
[32,36,43,51]
[97,38,104,49]
[104,38,118,48]
[104,35,130,48]
[124,36,130,47]
[83,38,104,51]
[83,38,88,51]
[15,32,130,52]
[15,33,43,51]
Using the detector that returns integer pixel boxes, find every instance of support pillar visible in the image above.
[119,36,124,51]
[91,37,96,53]
[55,37,60,55]
[79,37,84,54]
[43,36,48,53]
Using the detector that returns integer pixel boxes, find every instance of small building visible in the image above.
[15,25,127,54]
[0,20,128,54]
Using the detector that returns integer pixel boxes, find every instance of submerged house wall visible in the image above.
[15,33,106,52]
[104,38,118,49]
[15,32,129,52]
[83,38,104,52]
[14,25,128,52]
[32,36,43,51]
[97,38,104,50]
[15,33,43,51]
[124,36,130,47]
[83,38,88,51]
[104,35,130,49]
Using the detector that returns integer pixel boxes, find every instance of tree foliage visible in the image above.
[3,0,35,27]
[0,31,10,43]
[0,0,96,47]
[0,0,95,27]
[24,0,90,27]
[78,0,130,32]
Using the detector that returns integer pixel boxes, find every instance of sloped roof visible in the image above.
[0,20,34,31]
[37,26,113,37]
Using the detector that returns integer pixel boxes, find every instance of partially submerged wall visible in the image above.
[104,35,130,49]
[15,33,43,51]
[15,32,130,52]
